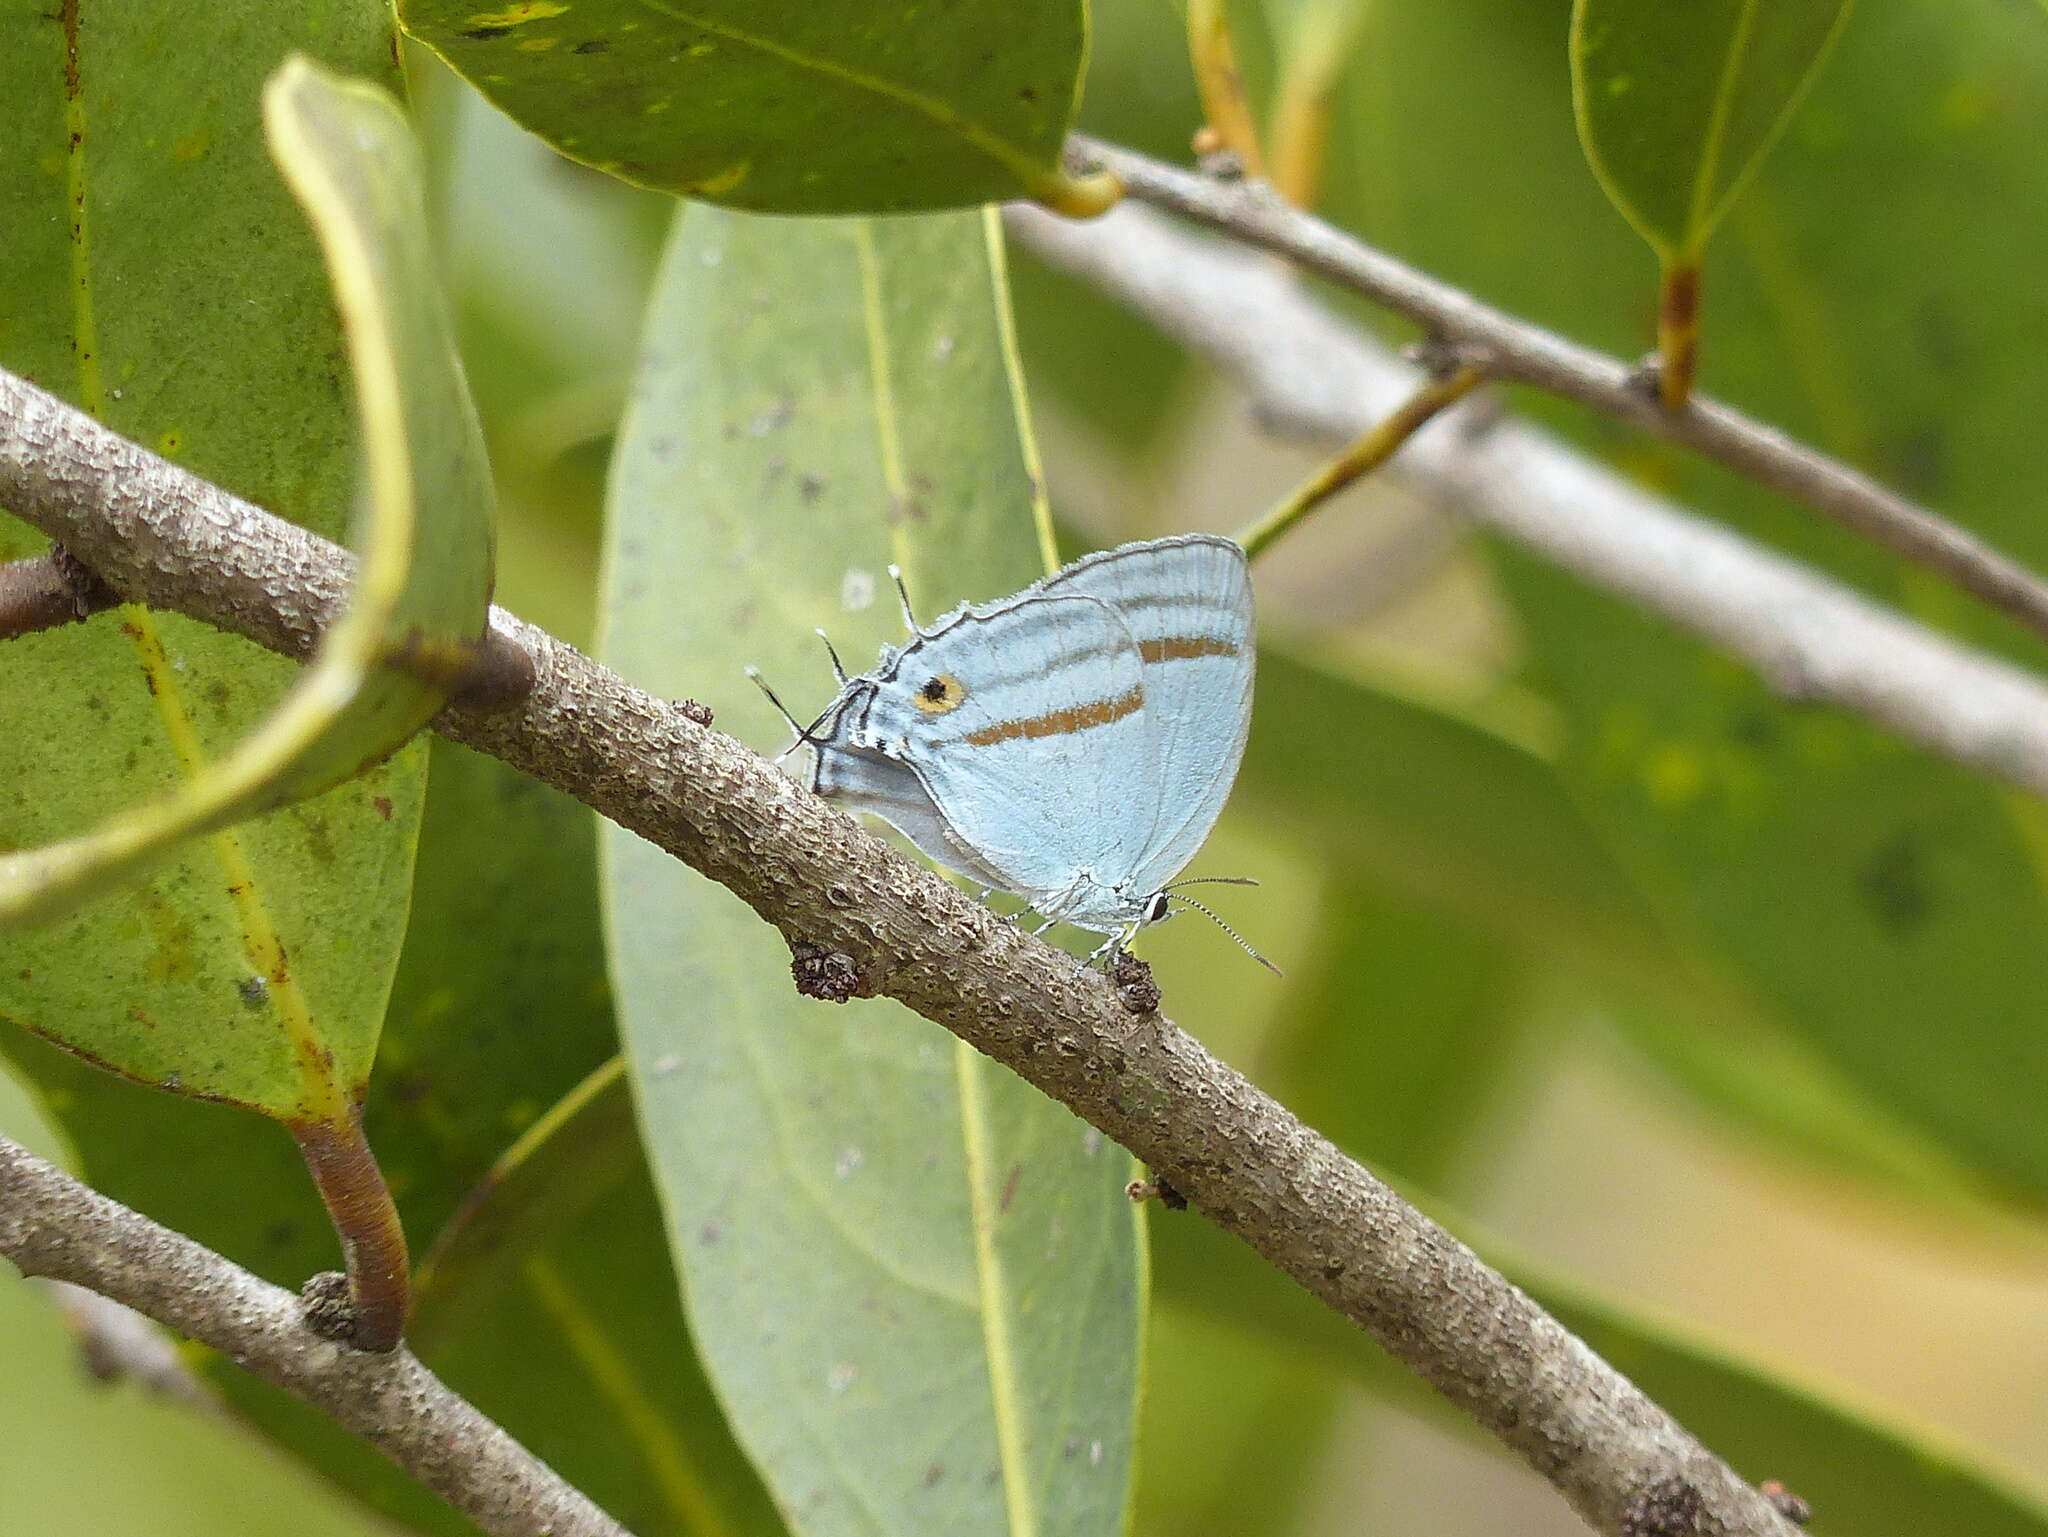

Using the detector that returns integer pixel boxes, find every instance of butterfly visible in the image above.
[756,535,1270,968]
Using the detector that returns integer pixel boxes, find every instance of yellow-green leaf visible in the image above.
[0,58,494,945]
[400,0,1115,215]
[601,203,1141,1537]
[1571,0,1854,261]
[0,10,422,1127]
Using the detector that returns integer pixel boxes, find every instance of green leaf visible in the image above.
[1152,1191,2048,1537]
[398,0,1115,215]
[602,203,1142,1537]
[1570,0,1854,262]
[2,737,651,1534]
[0,59,494,974]
[0,13,421,1129]
[412,1060,788,1537]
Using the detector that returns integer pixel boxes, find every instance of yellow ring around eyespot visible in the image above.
[912,672,968,714]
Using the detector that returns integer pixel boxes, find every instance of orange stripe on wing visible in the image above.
[961,685,1144,746]
[1139,635,1240,663]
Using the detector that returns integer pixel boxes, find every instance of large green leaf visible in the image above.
[1310,0,2048,1203]
[0,10,420,1127]
[1571,0,1854,262]
[399,0,1114,215]
[602,203,1142,1537]
[0,59,494,952]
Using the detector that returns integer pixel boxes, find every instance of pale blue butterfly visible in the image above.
[756,535,1271,968]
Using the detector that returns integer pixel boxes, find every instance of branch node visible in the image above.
[1622,1476,1711,1537]
[1760,1480,1813,1526]
[448,629,538,712]
[1191,136,1248,182]
[791,941,864,1002]
[1126,1173,1189,1209]
[1109,950,1161,1014]
[49,543,118,616]
[299,1270,363,1346]
[672,697,715,727]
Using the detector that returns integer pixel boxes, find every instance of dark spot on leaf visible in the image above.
[571,37,609,53]
[799,473,826,502]
[1862,828,1934,938]
[922,1464,944,1487]
[998,1162,1022,1213]
[1018,85,1039,103]
[237,975,269,1009]
[373,796,394,820]
[460,24,513,39]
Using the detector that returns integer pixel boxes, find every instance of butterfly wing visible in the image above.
[854,592,1156,911]
[1042,536,1254,893]
[811,741,1012,890]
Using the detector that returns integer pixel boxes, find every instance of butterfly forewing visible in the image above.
[859,593,1157,909]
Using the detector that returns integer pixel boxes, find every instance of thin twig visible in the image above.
[1238,363,1487,558]
[1071,136,2048,647]
[0,1133,631,1537]
[36,1279,212,1403]
[1006,199,2048,798]
[0,364,1802,1537]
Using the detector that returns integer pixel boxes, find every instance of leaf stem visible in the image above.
[1186,0,1267,178]
[1657,257,1702,411]
[293,1112,411,1353]
[1238,363,1485,559]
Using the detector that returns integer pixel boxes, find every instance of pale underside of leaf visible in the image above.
[601,202,1140,1537]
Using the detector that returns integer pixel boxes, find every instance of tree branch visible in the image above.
[0,369,1802,1537]
[1008,198,2048,798]
[1071,136,2048,649]
[0,1133,631,1537]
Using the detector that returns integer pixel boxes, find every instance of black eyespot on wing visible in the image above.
[911,672,968,714]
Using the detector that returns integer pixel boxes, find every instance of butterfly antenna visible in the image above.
[1167,895,1282,976]
[1163,875,1261,891]
[814,627,849,686]
[744,666,817,761]
[887,563,923,636]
